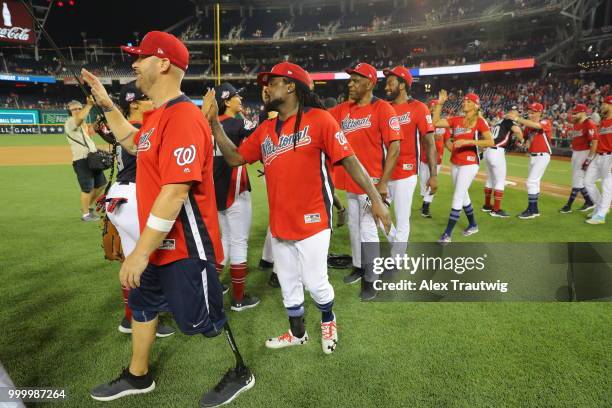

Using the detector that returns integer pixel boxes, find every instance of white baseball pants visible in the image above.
[585,154,612,217]
[272,229,334,309]
[571,150,590,188]
[419,161,441,203]
[105,182,139,257]
[484,148,507,191]
[388,175,417,256]
[450,164,479,209]
[218,191,252,265]
[526,153,551,194]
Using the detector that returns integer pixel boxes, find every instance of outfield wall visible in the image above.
[0,109,96,135]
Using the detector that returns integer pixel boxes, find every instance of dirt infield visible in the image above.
[1,145,571,198]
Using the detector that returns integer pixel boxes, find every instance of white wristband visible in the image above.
[146,214,175,232]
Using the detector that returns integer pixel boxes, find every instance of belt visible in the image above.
[598,152,612,156]
[489,146,505,150]
[530,153,547,156]
[118,181,132,185]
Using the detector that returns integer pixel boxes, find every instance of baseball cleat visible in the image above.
[258,259,274,270]
[321,317,338,355]
[117,317,175,338]
[81,213,100,222]
[90,368,155,401]
[518,210,538,219]
[222,284,229,295]
[489,209,510,218]
[578,203,596,212]
[343,267,363,285]
[462,225,479,237]
[438,233,452,244]
[265,329,308,349]
[360,280,377,301]
[268,272,280,288]
[586,215,606,225]
[231,294,261,312]
[481,205,493,212]
[421,209,432,218]
[559,205,572,214]
[200,366,255,408]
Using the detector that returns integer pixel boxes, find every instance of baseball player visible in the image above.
[585,96,612,224]
[382,65,438,255]
[257,86,280,288]
[420,99,452,218]
[506,103,552,219]
[101,81,174,338]
[432,90,494,243]
[329,62,402,300]
[482,105,524,217]
[203,61,391,354]
[211,82,260,312]
[82,31,253,407]
[559,104,598,214]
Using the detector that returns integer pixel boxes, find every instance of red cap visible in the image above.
[527,102,544,113]
[346,62,378,84]
[427,99,439,108]
[257,62,313,89]
[604,96,612,105]
[463,93,480,106]
[121,31,189,71]
[382,66,413,86]
[572,104,588,114]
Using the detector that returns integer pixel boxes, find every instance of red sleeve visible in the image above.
[159,107,206,185]
[237,123,264,164]
[586,121,599,141]
[317,110,355,164]
[378,101,402,146]
[476,117,491,133]
[416,103,435,136]
[447,116,460,129]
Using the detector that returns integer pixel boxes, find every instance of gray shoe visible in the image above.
[81,213,100,222]
[231,294,261,312]
[90,368,155,401]
[200,367,255,408]
[343,267,363,285]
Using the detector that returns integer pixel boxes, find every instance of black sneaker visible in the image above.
[268,272,280,288]
[559,205,572,214]
[481,205,493,212]
[578,203,595,212]
[231,294,261,312]
[343,267,363,285]
[90,368,155,401]
[222,284,229,295]
[200,366,255,408]
[489,209,510,218]
[259,259,274,269]
[118,317,132,334]
[156,324,175,338]
[360,280,376,301]
[421,208,432,218]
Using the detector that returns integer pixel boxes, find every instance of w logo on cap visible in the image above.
[157,48,164,54]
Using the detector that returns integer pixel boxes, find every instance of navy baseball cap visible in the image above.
[214,82,244,109]
[118,81,148,113]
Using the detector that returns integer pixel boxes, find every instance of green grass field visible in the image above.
[0,136,610,407]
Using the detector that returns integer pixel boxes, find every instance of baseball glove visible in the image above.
[327,253,352,269]
[102,216,124,262]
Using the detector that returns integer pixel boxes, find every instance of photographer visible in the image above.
[65,97,107,222]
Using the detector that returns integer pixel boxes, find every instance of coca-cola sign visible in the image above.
[0,0,35,44]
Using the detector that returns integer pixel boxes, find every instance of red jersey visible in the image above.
[329,97,402,193]
[597,118,612,153]
[421,127,450,165]
[526,119,553,154]
[447,116,490,166]
[390,99,434,179]
[134,95,223,266]
[238,108,354,240]
[569,119,598,151]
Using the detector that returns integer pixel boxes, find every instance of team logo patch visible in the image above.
[436,128,446,135]
[137,128,154,152]
[397,112,411,125]
[304,213,321,224]
[340,114,372,134]
[426,114,433,124]
[335,131,348,146]
[221,90,230,99]
[389,116,400,132]
[261,126,312,166]
[174,145,197,166]
[159,239,176,250]
[402,163,413,171]
[467,155,476,162]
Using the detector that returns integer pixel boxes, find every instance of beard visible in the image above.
[386,88,400,101]
[264,98,282,113]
